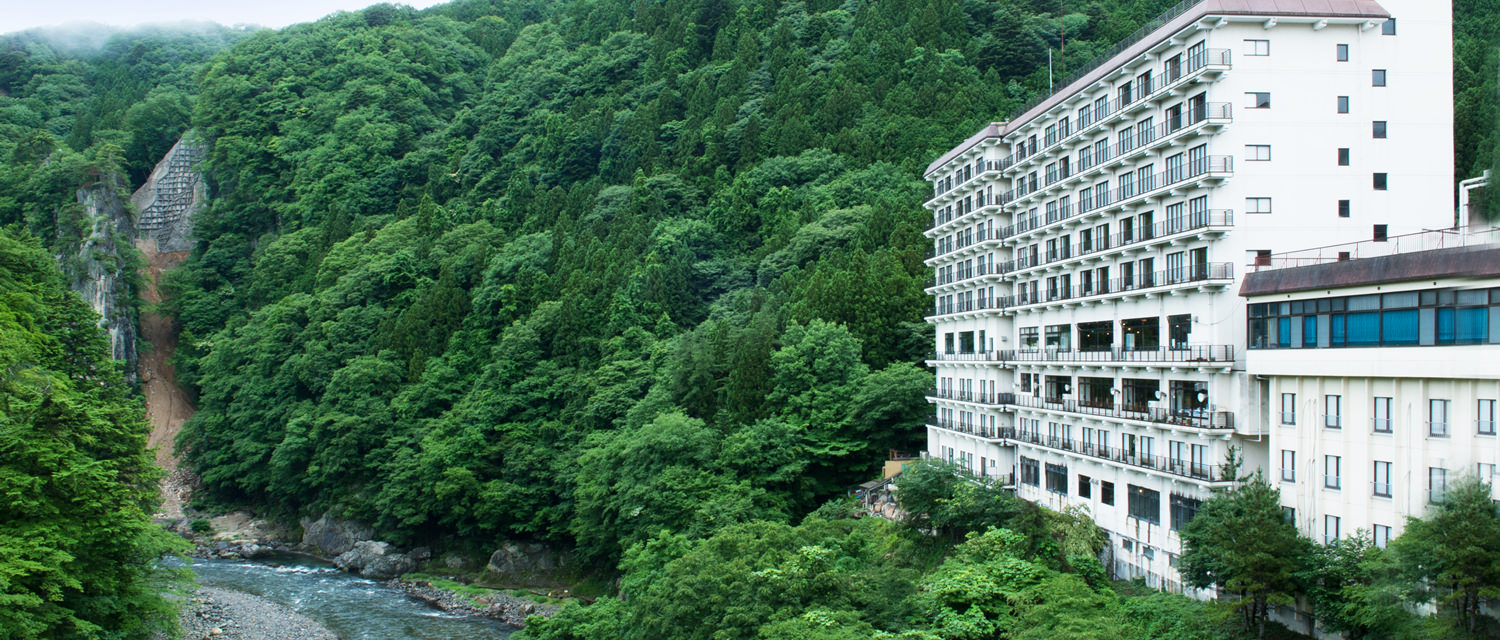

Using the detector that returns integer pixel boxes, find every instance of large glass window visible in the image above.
[1122,317,1160,350]
[1171,380,1208,417]
[1170,494,1201,531]
[1019,327,1039,349]
[1373,461,1392,496]
[1020,457,1040,486]
[1373,397,1393,432]
[1045,324,1072,350]
[1078,321,1113,351]
[1046,463,1068,494]
[1123,378,1159,413]
[1080,377,1113,409]
[1168,314,1191,349]
[1128,485,1161,524]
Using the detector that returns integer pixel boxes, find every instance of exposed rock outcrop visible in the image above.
[483,541,573,588]
[332,541,431,580]
[67,174,140,382]
[298,512,374,558]
[130,137,206,254]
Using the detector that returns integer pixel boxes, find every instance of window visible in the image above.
[1337,96,1349,113]
[1281,393,1296,424]
[1281,449,1296,482]
[1374,173,1388,190]
[1325,395,1342,428]
[1020,457,1040,486]
[1430,399,1451,436]
[1325,455,1342,489]
[1325,515,1341,545]
[1373,121,1387,138]
[1128,485,1161,524]
[1336,43,1349,61]
[1246,144,1271,161]
[1382,18,1396,35]
[1373,69,1387,87]
[1481,400,1497,435]
[1374,224,1388,241]
[1101,481,1115,505]
[1045,463,1068,494]
[1246,197,1272,214]
[1338,199,1351,218]
[1373,461,1392,496]
[1079,474,1092,499]
[1480,463,1497,485]
[1338,148,1351,166]
[1170,494,1201,531]
[1430,467,1448,503]
[1246,92,1271,109]
[1254,249,1272,266]
[1373,397,1393,432]
[1374,525,1391,549]
[1243,39,1269,56]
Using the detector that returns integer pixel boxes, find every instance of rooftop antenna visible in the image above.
[1048,49,1054,91]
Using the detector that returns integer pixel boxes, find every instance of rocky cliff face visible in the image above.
[67,174,140,383]
[130,137,207,253]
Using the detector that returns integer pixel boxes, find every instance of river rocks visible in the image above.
[391,579,560,628]
[298,512,373,558]
[332,541,431,580]
[178,586,337,640]
[483,541,573,588]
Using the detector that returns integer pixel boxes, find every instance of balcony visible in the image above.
[1002,210,1234,279]
[1000,262,1235,312]
[1007,393,1235,430]
[930,345,1235,368]
[997,45,1233,176]
[1000,156,1234,245]
[999,102,1233,210]
[927,418,1009,441]
[926,389,1016,408]
[1008,428,1233,484]
[926,294,1009,321]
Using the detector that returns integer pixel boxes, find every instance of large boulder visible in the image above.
[299,512,373,558]
[484,541,572,588]
[333,541,429,580]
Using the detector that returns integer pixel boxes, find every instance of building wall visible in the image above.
[921,1,1455,593]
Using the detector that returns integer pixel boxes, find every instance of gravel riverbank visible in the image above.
[178,587,338,640]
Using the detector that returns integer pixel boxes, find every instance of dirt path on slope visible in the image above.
[137,243,196,520]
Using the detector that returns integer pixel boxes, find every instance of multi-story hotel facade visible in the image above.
[1243,237,1500,550]
[921,0,1453,591]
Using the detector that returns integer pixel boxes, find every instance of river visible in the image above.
[189,553,515,639]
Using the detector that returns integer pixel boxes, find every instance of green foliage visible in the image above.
[0,228,187,639]
[1178,472,1312,638]
[1389,476,1500,636]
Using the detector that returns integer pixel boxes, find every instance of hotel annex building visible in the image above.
[920,0,1459,591]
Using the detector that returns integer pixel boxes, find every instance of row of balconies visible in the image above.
[928,262,1235,318]
[925,390,1235,431]
[926,420,1233,483]
[925,156,1233,263]
[997,48,1233,176]
[923,47,1231,209]
[927,210,1233,291]
[930,344,1235,365]
[992,103,1232,211]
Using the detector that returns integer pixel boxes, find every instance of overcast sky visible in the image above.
[2,0,449,35]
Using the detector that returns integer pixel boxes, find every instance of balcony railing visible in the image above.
[927,390,1017,407]
[930,345,1234,365]
[1372,418,1393,433]
[1008,427,1231,482]
[1002,102,1233,206]
[927,418,1009,440]
[998,210,1233,276]
[1373,481,1392,497]
[1007,393,1235,430]
[927,293,1009,318]
[999,156,1234,241]
[998,262,1235,309]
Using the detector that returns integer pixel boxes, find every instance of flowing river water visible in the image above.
[188,554,515,640]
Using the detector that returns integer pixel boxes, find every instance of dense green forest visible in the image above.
[0,0,1498,638]
[0,229,184,638]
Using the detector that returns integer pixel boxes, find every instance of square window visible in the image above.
[1382,18,1396,35]
[1246,144,1271,161]
[1374,224,1388,241]
[1338,148,1351,166]
[1373,69,1387,87]
[1373,121,1388,138]
[1336,44,1349,61]
[1337,96,1349,113]
[1338,199,1351,218]
[1246,197,1272,214]
[1374,173,1388,190]
[1244,39,1270,56]
[1246,92,1271,109]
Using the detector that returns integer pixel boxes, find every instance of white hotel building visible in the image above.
[920,0,1453,590]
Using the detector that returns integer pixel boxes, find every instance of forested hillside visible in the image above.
[0,229,184,638]
[0,0,1497,637]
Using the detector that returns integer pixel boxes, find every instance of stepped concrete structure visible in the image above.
[131,137,207,253]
